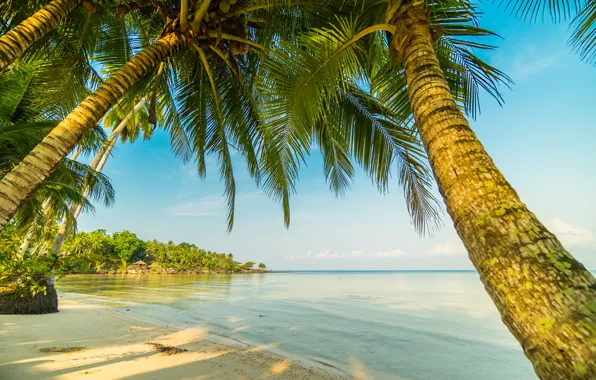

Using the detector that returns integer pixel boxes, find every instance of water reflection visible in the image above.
[58,274,234,306]
[57,272,537,380]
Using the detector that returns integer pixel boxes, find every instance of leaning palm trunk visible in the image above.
[393,6,595,379]
[51,98,147,254]
[18,146,84,257]
[0,32,186,231]
[0,0,82,70]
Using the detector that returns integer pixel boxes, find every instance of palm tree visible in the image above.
[0,61,115,244]
[0,31,187,230]
[0,0,396,231]
[0,0,250,228]
[257,1,595,377]
[0,60,115,314]
[50,98,148,255]
[0,0,82,70]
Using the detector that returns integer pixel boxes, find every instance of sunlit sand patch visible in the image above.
[231,325,250,333]
[244,343,280,353]
[2,342,152,370]
[5,339,231,378]
[153,327,207,346]
[54,349,232,379]
[269,360,291,375]
[350,354,372,380]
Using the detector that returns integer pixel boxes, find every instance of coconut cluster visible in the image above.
[189,0,250,56]
[83,1,251,56]
[115,0,156,15]
[82,0,156,15]
[82,0,102,13]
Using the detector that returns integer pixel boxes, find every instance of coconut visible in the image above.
[116,4,129,15]
[229,41,240,55]
[239,43,249,55]
[82,0,97,13]
[219,0,231,13]
[229,0,237,4]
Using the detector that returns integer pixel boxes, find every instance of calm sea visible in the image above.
[56,271,537,379]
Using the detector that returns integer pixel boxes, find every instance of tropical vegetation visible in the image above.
[0,224,263,311]
[0,0,439,308]
[0,0,594,378]
[61,228,262,273]
[253,1,596,376]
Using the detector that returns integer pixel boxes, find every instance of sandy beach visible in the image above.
[0,297,345,380]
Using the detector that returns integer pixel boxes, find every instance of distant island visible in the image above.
[60,229,268,275]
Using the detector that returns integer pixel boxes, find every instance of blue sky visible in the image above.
[78,4,596,270]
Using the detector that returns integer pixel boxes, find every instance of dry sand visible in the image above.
[0,299,347,379]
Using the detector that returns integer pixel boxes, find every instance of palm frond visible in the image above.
[570,0,596,64]
[497,0,583,22]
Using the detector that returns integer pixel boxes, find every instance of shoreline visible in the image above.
[64,269,274,275]
[0,297,346,379]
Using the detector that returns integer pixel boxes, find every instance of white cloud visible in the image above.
[314,250,331,259]
[287,251,313,261]
[502,46,562,80]
[239,191,264,200]
[428,240,466,256]
[351,250,364,257]
[546,218,594,247]
[512,55,557,79]
[287,249,407,260]
[374,249,408,258]
[167,196,224,217]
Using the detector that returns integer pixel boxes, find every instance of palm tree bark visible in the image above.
[0,0,82,70]
[393,5,596,379]
[51,98,147,254]
[0,32,186,231]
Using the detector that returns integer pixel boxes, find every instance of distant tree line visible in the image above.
[0,224,267,302]
[61,229,266,274]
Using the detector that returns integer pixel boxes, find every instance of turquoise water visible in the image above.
[56,271,536,379]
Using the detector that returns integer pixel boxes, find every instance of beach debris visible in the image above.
[80,369,101,375]
[39,346,85,353]
[145,342,188,355]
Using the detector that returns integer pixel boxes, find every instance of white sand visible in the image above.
[0,298,347,379]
